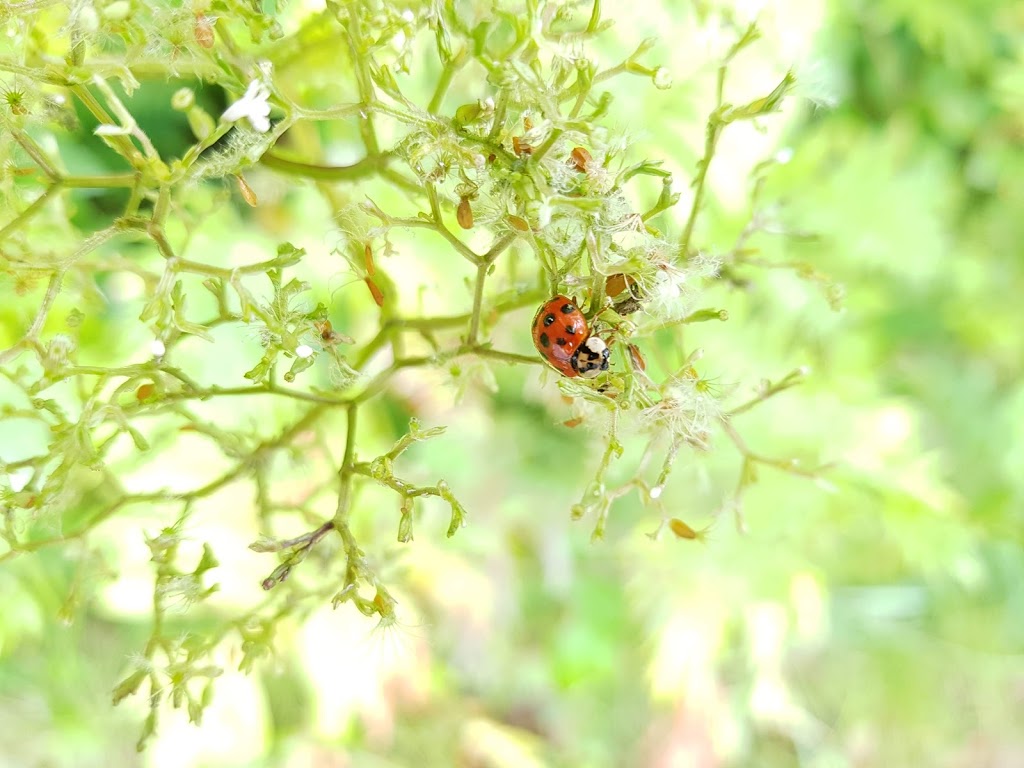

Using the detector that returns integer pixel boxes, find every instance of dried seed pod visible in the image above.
[235,174,258,206]
[363,243,375,276]
[364,277,385,307]
[315,320,336,343]
[607,273,644,315]
[570,146,592,173]
[194,13,215,48]
[668,518,712,542]
[627,343,647,371]
[507,215,530,232]
[605,272,640,298]
[512,136,533,156]
[457,196,474,229]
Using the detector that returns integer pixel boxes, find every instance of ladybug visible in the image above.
[531,295,610,378]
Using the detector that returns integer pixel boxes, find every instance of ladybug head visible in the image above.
[572,336,610,379]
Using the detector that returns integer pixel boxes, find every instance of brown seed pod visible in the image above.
[627,343,647,371]
[364,277,385,307]
[605,272,640,298]
[507,215,530,232]
[607,273,644,315]
[457,196,474,229]
[668,518,712,542]
[194,13,215,49]
[570,146,592,173]
[315,320,336,343]
[235,174,258,206]
[363,243,375,276]
[512,136,533,156]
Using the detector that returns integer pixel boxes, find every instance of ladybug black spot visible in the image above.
[539,332,550,347]
[543,313,556,327]
[561,303,575,314]
[565,325,576,335]
[556,337,567,346]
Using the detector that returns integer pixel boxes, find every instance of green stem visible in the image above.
[344,6,380,156]
[428,49,464,114]
[260,152,381,181]
[0,184,59,241]
[467,262,489,345]
[61,173,138,188]
[10,129,59,180]
[332,404,359,526]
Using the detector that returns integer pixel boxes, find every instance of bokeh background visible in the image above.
[2,0,1024,766]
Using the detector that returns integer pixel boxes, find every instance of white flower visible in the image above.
[295,344,314,359]
[222,80,271,133]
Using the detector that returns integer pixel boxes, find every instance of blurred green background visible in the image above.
[2,0,1024,766]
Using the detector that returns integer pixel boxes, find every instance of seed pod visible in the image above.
[457,196,473,229]
[627,343,647,371]
[512,136,533,156]
[507,215,530,232]
[605,272,639,298]
[364,277,385,307]
[570,146,592,173]
[668,518,712,542]
[315,320,336,343]
[235,175,258,206]
[668,518,697,539]
[194,13,215,48]
[363,243,375,276]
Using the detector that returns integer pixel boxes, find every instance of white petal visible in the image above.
[222,80,263,122]
[241,80,263,100]
[221,99,250,122]
[248,114,270,133]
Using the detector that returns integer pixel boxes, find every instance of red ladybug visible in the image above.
[531,295,610,378]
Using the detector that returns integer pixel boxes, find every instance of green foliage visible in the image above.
[2,0,1022,765]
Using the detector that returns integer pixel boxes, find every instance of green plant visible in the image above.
[0,0,829,750]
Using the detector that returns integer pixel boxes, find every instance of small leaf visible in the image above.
[112,669,148,705]
[195,543,219,574]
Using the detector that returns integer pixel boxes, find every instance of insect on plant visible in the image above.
[0,0,829,751]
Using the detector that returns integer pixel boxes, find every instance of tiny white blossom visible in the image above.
[295,344,314,359]
[222,80,271,133]
[150,339,166,357]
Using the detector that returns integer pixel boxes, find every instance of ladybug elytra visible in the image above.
[531,295,610,378]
